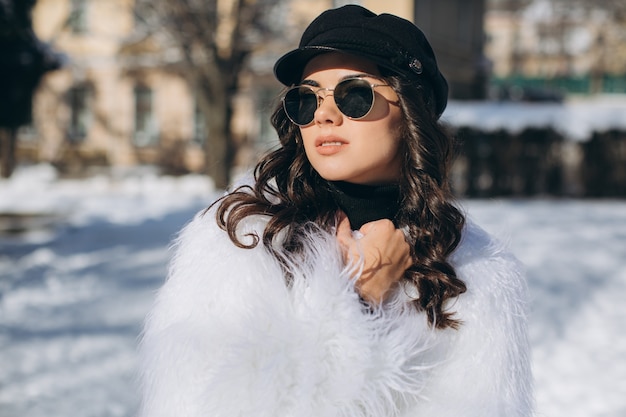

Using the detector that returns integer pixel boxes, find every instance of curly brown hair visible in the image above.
[213,72,466,329]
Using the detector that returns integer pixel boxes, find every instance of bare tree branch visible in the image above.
[131,0,284,187]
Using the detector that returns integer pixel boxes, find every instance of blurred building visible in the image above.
[19,0,625,196]
[21,0,206,175]
[413,0,488,100]
[16,0,407,175]
[20,0,487,177]
[467,0,626,197]
[485,0,626,97]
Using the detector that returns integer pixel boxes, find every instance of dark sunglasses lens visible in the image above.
[284,87,317,125]
[335,79,374,119]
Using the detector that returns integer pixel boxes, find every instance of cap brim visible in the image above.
[274,46,342,86]
[274,46,411,86]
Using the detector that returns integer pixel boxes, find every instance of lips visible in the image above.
[314,136,347,156]
[315,135,348,148]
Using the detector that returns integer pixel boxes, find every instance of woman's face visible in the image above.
[297,53,404,185]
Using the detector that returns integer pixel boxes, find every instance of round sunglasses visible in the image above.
[282,77,392,126]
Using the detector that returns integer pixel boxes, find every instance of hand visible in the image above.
[336,214,413,304]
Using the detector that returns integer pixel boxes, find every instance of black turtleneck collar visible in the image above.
[326,181,402,230]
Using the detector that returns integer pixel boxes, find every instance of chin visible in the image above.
[319,174,346,182]
[313,166,371,184]
[319,171,361,182]
[313,168,348,182]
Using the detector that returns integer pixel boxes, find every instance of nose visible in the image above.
[313,89,342,125]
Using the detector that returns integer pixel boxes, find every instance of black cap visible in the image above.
[274,5,448,116]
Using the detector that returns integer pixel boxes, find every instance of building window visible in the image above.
[193,96,206,145]
[70,0,88,34]
[67,85,92,142]
[133,85,158,147]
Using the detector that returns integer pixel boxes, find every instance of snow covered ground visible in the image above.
[1,164,624,417]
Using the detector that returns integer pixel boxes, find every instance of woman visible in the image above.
[138,5,533,417]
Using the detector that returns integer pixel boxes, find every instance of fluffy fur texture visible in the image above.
[137,209,533,417]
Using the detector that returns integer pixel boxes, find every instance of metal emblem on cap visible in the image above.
[409,58,423,74]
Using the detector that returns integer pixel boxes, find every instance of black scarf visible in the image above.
[326,181,402,230]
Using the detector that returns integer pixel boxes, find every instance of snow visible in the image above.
[1,164,625,417]
[443,96,626,141]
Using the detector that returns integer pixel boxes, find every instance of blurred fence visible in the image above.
[453,127,626,198]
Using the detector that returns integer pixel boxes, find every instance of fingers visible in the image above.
[359,219,403,251]
[359,218,395,235]
[335,217,414,304]
[360,220,411,268]
[336,214,354,247]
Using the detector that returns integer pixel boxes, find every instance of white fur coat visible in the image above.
[137,207,533,417]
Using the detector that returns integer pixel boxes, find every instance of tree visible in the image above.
[552,0,626,92]
[0,0,61,178]
[133,0,284,189]
[491,0,626,88]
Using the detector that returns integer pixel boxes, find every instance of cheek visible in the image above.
[299,129,318,163]
[376,121,404,164]
[376,114,403,150]
[299,128,313,149]
[381,111,401,133]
